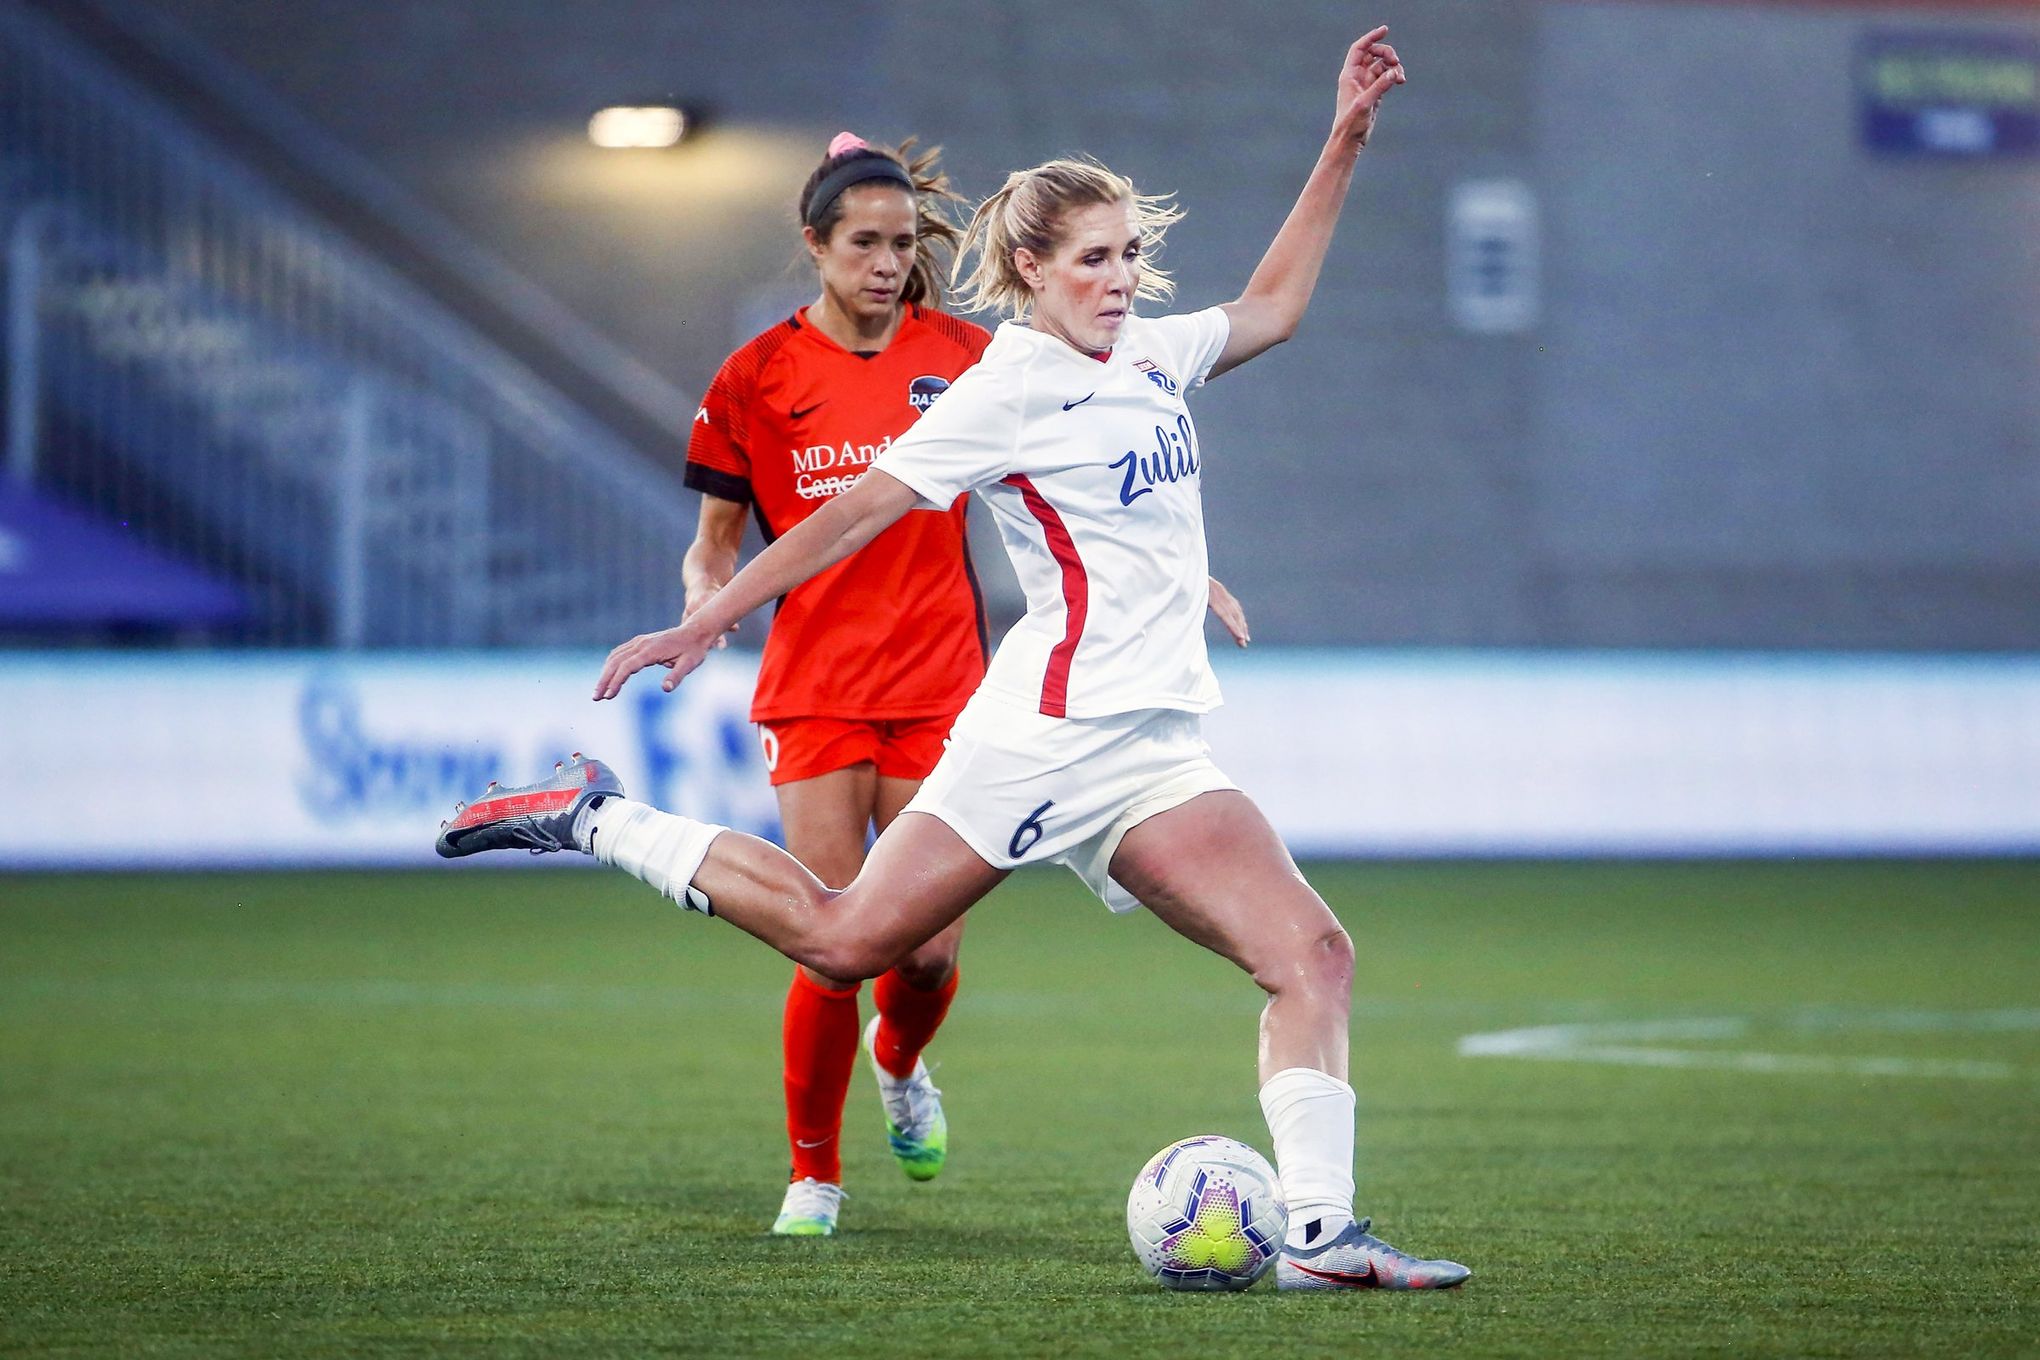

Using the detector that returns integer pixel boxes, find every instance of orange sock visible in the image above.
[782,968,861,1184]
[871,967,959,1080]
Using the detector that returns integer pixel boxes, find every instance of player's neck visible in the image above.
[1023,312,1112,362]
[807,295,904,354]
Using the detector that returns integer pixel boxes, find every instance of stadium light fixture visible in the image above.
[588,104,692,149]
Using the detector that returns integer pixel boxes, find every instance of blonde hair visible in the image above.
[954,157,1184,318]
[799,137,966,308]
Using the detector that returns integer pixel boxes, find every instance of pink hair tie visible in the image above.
[804,136,912,226]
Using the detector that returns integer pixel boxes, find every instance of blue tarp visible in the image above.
[0,484,248,627]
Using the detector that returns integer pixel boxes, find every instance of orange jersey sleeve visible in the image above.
[683,321,799,505]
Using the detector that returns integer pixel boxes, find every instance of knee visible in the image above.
[1313,925,1356,993]
[1259,923,1354,1000]
[891,941,958,991]
[802,936,895,984]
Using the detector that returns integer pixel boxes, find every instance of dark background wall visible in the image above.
[109,0,2040,649]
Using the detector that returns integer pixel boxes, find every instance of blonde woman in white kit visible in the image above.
[440,25,1467,1290]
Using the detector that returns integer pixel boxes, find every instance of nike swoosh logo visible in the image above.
[794,1137,834,1149]
[790,402,826,420]
[1287,1259,1380,1288]
[1062,393,1094,411]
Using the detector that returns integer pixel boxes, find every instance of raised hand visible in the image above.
[594,621,713,700]
[1333,25,1406,155]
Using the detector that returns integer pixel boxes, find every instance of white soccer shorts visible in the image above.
[900,693,1238,912]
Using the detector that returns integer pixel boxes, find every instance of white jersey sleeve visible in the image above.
[1130,305,1230,391]
[869,363,1023,510]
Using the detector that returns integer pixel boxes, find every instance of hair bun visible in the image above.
[827,131,870,158]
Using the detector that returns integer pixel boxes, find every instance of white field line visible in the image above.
[1458,1011,2037,1081]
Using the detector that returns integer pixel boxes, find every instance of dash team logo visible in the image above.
[908,375,951,412]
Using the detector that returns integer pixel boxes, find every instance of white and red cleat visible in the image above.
[435,754,622,858]
[1276,1217,1472,1291]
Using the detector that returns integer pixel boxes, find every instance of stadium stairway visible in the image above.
[0,0,693,648]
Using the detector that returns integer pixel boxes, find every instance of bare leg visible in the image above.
[766,770,968,989]
[1107,790,1353,1083]
[875,774,966,986]
[1107,788,1360,1246]
[777,763,885,990]
[622,807,1003,982]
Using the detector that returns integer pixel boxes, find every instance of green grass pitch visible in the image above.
[3,861,2036,1358]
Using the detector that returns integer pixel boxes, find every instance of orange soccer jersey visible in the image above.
[684,304,992,723]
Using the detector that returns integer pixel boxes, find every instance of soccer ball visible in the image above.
[1126,1135,1288,1291]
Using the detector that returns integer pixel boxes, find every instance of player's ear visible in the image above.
[802,224,828,262]
[1012,246,1044,291]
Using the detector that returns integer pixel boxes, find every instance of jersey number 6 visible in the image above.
[1009,799,1055,859]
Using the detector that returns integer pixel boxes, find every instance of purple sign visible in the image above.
[0,486,247,627]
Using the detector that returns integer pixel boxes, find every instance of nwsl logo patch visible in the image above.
[1132,358,1178,395]
[908,375,951,412]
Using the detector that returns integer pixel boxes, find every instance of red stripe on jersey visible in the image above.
[1000,473,1088,718]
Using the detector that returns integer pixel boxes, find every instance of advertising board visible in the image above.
[3,650,2035,868]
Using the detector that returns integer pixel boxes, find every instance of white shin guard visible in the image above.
[1258,1065,1358,1245]
[582,798,725,915]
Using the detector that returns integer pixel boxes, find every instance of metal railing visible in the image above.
[0,0,693,646]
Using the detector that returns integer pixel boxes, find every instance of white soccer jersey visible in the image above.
[871,307,1231,719]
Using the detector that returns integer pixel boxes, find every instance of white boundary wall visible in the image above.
[1,650,2036,869]
[1207,652,2040,856]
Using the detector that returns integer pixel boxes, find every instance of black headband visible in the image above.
[805,156,915,227]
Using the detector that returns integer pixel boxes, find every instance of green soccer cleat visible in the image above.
[770,1177,843,1236]
[863,1015,947,1182]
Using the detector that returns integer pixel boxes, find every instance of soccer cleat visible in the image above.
[862,1015,947,1182]
[770,1177,844,1236]
[435,753,622,858]
[1275,1217,1472,1291]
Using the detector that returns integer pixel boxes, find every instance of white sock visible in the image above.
[1259,1066,1357,1248]
[580,798,725,915]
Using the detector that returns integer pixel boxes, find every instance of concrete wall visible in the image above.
[1531,2,2040,646]
[117,0,2040,648]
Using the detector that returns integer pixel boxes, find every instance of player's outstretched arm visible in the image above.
[1210,26,1404,380]
[594,470,920,700]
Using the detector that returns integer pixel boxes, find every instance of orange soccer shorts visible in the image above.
[757,714,957,787]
